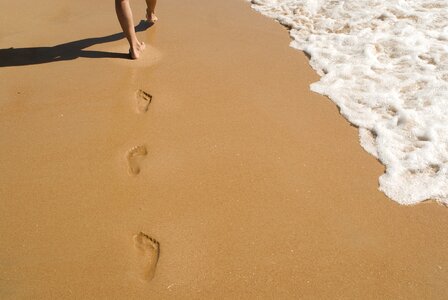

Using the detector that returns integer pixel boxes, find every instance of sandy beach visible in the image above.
[1,0,447,298]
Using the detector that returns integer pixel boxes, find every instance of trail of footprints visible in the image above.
[126,89,152,176]
[125,89,159,282]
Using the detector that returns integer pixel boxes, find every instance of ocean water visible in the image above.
[248,0,448,205]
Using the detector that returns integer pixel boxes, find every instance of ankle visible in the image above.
[131,41,141,49]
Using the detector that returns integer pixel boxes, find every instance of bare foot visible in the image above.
[146,10,158,23]
[134,232,160,281]
[130,41,146,60]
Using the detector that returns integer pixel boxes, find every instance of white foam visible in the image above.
[249,0,448,205]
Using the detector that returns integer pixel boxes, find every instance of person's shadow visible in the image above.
[0,20,151,68]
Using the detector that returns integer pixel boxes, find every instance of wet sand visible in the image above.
[0,0,447,298]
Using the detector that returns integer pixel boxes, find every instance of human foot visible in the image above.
[129,41,146,60]
[146,10,158,23]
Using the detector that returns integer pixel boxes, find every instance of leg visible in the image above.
[145,0,158,23]
[115,0,146,59]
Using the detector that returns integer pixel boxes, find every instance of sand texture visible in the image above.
[0,0,447,298]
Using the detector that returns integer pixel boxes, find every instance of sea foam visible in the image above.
[249,0,448,205]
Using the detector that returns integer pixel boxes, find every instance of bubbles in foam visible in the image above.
[249,0,448,205]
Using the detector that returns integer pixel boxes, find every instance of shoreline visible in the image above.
[0,0,447,298]
[248,0,448,206]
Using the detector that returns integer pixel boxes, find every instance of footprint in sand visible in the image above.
[136,89,152,113]
[133,232,160,281]
[126,145,147,175]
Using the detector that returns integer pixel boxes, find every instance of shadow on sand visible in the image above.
[0,21,152,68]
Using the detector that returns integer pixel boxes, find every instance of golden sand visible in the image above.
[0,0,447,298]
